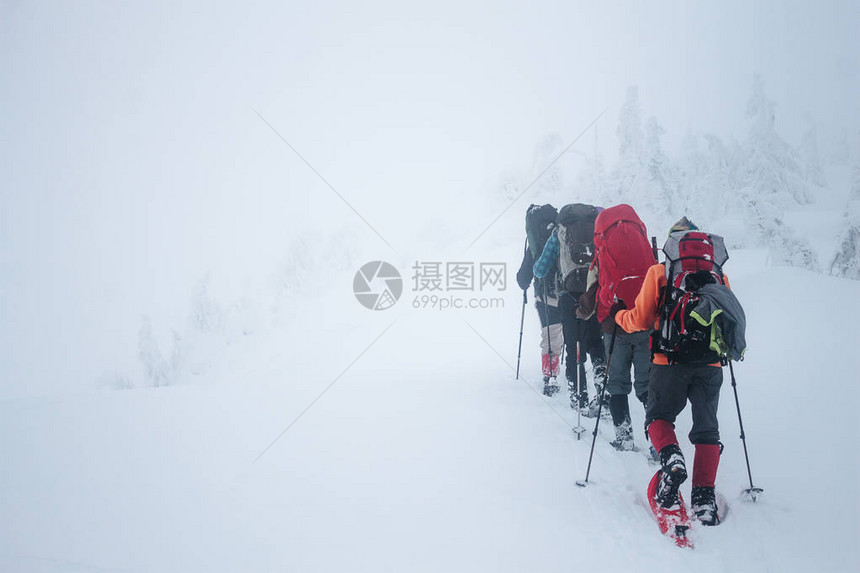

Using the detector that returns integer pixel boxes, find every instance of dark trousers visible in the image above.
[603,329,651,400]
[558,291,606,381]
[535,299,562,328]
[646,364,723,445]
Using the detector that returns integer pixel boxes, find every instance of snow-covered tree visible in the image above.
[833,128,851,166]
[572,128,609,207]
[531,133,564,200]
[97,370,133,390]
[830,164,860,279]
[500,176,521,203]
[607,87,645,206]
[800,122,827,188]
[617,86,644,162]
[744,75,810,206]
[641,116,680,216]
[606,96,678,226]
[675,131,703,223]
[679,129,706,191]
[723,77,820,270]
[138,316,181,387]
[737,188,820,270]
[523,82,837,275]
[689,134,744,221]
[190,276,223,333]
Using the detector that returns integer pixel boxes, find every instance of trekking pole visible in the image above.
[578,337,589,405]
[576,324,617,488]
[516,289,527,380]
[729,360,764,501]
[571,336,586,439]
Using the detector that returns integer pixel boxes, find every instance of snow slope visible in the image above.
[3,1,859,570]
[2,243,858,573]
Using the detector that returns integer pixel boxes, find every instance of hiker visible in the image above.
[577,204,655,451]
[614,217,746,526]
[517,204,564,395]
[533,203,607,414]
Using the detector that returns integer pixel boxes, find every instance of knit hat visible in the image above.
[668,216,699,235]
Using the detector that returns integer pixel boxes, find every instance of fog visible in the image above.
[1,0,857,397]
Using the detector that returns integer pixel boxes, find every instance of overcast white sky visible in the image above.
[1,0,858,395]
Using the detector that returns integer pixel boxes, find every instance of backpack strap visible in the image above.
[651,265,672,362]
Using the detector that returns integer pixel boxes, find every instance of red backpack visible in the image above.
[593,205,656,322]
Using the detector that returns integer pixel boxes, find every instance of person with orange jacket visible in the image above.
[611,217,725,526]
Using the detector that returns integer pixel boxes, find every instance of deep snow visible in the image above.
[2,2,859,571]
[2,243,858,572]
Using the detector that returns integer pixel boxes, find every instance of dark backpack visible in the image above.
[525,204,558,259]
[653,231,734,364]
[556,203,598,293]
[593,204,656,322]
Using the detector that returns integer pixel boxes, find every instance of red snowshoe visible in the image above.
[647,470,693,549]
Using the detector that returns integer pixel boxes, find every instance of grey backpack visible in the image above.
[556,203,598,293]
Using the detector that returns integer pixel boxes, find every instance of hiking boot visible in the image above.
[610,420,635,451]
[655,444,688,508]
[691,486,720,526]
[543,377,560,397]
[585,391,609,418]
[571,390,589,411]
[566,375,577,395]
